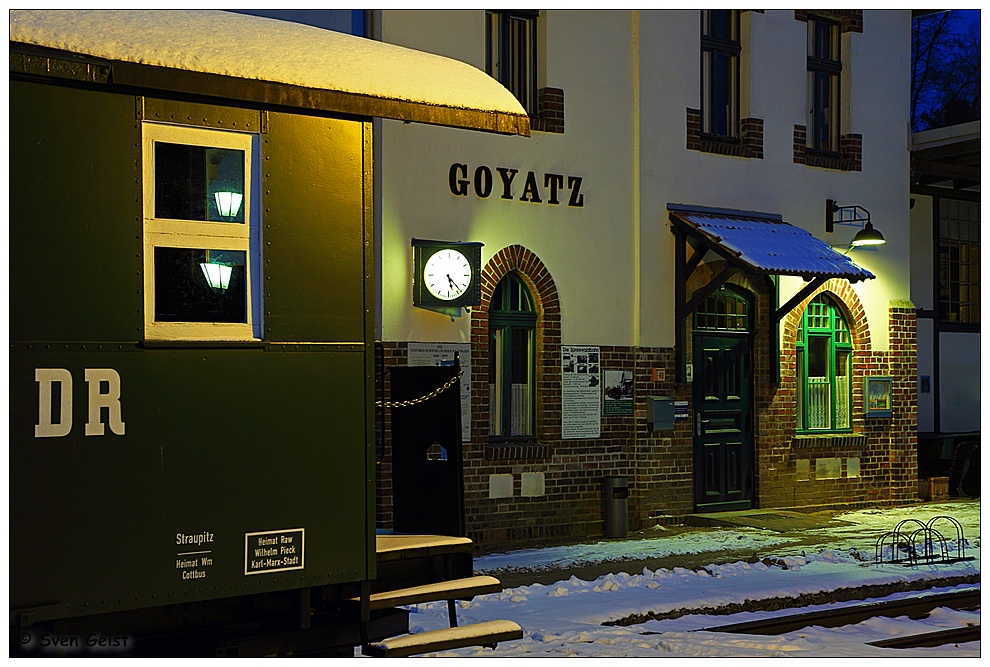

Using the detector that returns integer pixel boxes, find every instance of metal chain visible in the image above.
[376,369,463,408]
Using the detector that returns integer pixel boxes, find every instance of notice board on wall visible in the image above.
[561,345,601,439]
[408,342,472,442]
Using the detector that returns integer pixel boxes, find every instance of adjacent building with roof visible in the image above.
[366,9,920,546]
[910,120,981,497]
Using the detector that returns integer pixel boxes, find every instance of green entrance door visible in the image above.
[692,287,754,512]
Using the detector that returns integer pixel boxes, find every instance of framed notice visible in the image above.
[603,369,634,416]
[562,345,601,439]
[408,342,472,441]
[865,376,892,418]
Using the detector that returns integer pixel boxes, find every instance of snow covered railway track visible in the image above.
[865,624,981,649]
[699,588,980,639]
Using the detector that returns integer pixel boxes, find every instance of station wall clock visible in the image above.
[412,239,483,309]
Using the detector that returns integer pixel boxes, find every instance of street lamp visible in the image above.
[826,199,886,247]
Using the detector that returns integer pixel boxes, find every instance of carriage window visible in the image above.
[143,123,260,341]
[154,143,245,223]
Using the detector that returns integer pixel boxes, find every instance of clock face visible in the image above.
[423,248,473,301]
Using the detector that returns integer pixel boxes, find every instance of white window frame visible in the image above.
[142,122,262,341]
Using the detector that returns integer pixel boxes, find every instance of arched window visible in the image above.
[489,273,536,438]
[693,285,750,332]
[796,294,852,431]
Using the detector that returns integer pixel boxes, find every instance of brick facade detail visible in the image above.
[379,263,918,549]
[792,10,864,171]
[686,108,764,159]
[794,126,863,171]
[793,10,864,33]
[761,280,917,510]
[533,87,565,134]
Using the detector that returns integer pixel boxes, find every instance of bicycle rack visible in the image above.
[874,515,973,566]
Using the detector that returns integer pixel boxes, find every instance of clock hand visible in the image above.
[448,274,458,289]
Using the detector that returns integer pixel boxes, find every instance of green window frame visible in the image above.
[693,285,750,332]
[796,295,852,432]
[489,273,537,439]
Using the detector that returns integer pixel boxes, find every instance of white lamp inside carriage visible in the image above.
[202,186,243,290]
[213,190,243,219]
[200,260,233,291]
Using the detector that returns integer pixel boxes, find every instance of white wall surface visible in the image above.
[939,332,982,433]
[380,10,637,346]
[378,10,913,353]
[640,10,912,351]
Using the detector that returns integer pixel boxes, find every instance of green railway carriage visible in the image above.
[9,10,527,656]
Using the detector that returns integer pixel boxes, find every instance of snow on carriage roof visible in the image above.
[9,9,529,134]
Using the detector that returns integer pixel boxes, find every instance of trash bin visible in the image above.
[602,476,628,538]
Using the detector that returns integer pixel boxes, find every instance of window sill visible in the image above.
[141,339,265,349]
[485,441,551,461]
[792,433,867,449]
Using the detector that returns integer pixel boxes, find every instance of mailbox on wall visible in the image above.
[646,395,675,431]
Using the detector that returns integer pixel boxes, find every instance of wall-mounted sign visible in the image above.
[603,369,634,416]
[244,528,304,575]
[448,163,585,207]
[865,376,893,418]
[562,345,600,439]
[408,342,472,442]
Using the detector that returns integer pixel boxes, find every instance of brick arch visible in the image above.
[781,278,873,435]
[782,278,872,351]
[471,245,562,445]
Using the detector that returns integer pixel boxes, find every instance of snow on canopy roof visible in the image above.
[668,206,875,282]
[9,9,529,135]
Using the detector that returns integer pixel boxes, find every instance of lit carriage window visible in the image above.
[154,248,246,323]
[154,144,245,223]
[143,122,259,341]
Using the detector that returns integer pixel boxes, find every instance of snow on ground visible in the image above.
[382,501,981,657]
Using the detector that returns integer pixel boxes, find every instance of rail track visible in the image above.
[699,588,980,649]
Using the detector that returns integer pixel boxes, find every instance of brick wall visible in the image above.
[686,108,765,159]
[379,265,918,548]
[533,87,565,134]
[760,280,918,511]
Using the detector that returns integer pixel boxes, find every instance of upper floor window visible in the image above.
[807,14,842,153]
[230,10,368,37]
[486,10,539,116]
[142,123,261,341]
[796,295,852,432]
[489,273,537,439]
[701,9,741,139]
[939,199,981,324]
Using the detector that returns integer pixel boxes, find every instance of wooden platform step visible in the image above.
[358,575,504,610]
[362,619,523,658]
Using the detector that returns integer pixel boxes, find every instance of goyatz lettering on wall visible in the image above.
[448,163,585,207]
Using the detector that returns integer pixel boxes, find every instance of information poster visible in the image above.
[603,369,634,415]
[408,342,472,442]
[562,345,601,439]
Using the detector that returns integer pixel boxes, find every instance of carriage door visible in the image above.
[692,286,754,512]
